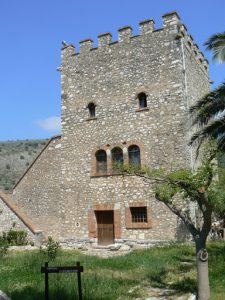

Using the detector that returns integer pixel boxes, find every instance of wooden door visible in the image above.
[96,211,114,245]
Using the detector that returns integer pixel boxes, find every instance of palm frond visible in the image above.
[189,115,225,151]
[189,82,225,126]
[205,32,225,63]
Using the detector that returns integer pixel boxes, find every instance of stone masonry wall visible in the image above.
[59,12,210,243]
[13,136,62,239]
[0,192,35,242]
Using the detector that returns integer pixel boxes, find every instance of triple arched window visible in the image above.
[94,144,141,175]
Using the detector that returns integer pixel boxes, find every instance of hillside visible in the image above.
[0,139,48,193]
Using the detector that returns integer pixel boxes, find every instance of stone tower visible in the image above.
[11,12,210,246]
[58,11,209,245]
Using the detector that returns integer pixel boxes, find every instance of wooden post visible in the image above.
[76,261,83,300]
[45,262,49,300]
[41,261,83,300]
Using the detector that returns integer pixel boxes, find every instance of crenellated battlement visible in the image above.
[61,11,208,73]
[178,24,208,71]
[61,11,179,54]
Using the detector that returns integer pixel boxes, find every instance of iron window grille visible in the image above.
[130,207,147,223]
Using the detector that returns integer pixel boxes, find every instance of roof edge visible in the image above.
[0,191,43,234]
[13,135,62,189]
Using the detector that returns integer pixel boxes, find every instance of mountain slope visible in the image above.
[0,139,48,193]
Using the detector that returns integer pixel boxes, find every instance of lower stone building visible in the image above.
[1,12,210,247]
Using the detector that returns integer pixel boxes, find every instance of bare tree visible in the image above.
[118,144,224,300]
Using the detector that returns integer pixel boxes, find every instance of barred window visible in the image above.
[95,150,107,173]
[130,207,147,223]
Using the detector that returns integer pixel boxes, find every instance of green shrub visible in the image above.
[5,164,10,170]
[20,155,24,159]
[3,229,28,246]
[0,237,8,257]
[0,233,8,256]
[40,236,61,261]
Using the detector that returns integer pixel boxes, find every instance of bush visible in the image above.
[0,237,8,257]
[40,236,61,261]
[2,229,28,246]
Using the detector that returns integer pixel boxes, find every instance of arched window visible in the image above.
[111,147,123,165]
[128,145,141,165]
[87,102,96,118]
[138,93,147,108]
[95,150,107,173]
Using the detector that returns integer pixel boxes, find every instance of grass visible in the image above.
[0,242,225,299]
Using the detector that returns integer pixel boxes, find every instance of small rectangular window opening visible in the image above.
[130,207,147,223]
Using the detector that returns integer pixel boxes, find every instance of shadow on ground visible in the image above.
[9,286,81,300]
[146,266,196,294]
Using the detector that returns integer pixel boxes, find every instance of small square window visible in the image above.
[130,207,147,223]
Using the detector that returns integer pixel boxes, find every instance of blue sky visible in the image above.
[1,0,225,141]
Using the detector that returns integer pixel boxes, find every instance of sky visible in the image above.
[1,0,225,141]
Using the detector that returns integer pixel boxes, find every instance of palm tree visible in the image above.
[189,32,225,152]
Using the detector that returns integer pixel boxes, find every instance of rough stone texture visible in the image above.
[11,12,210,245]
[13,136,62,238]
[0,192,35,242]
[59,12,209,243]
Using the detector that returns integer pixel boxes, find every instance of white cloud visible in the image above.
[36,116,61,131]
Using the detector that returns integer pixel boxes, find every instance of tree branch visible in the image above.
[155,193,199,238]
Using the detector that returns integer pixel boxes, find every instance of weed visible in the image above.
[40,236,61,261]
[1,229,28,246]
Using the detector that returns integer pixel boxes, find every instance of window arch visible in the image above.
[128,145,141,165]
[95,150,107,173]
[138,93,147,108]
[87,102,96,118]
[111,147,123,164]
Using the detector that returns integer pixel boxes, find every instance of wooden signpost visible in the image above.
[41,261,83,300]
